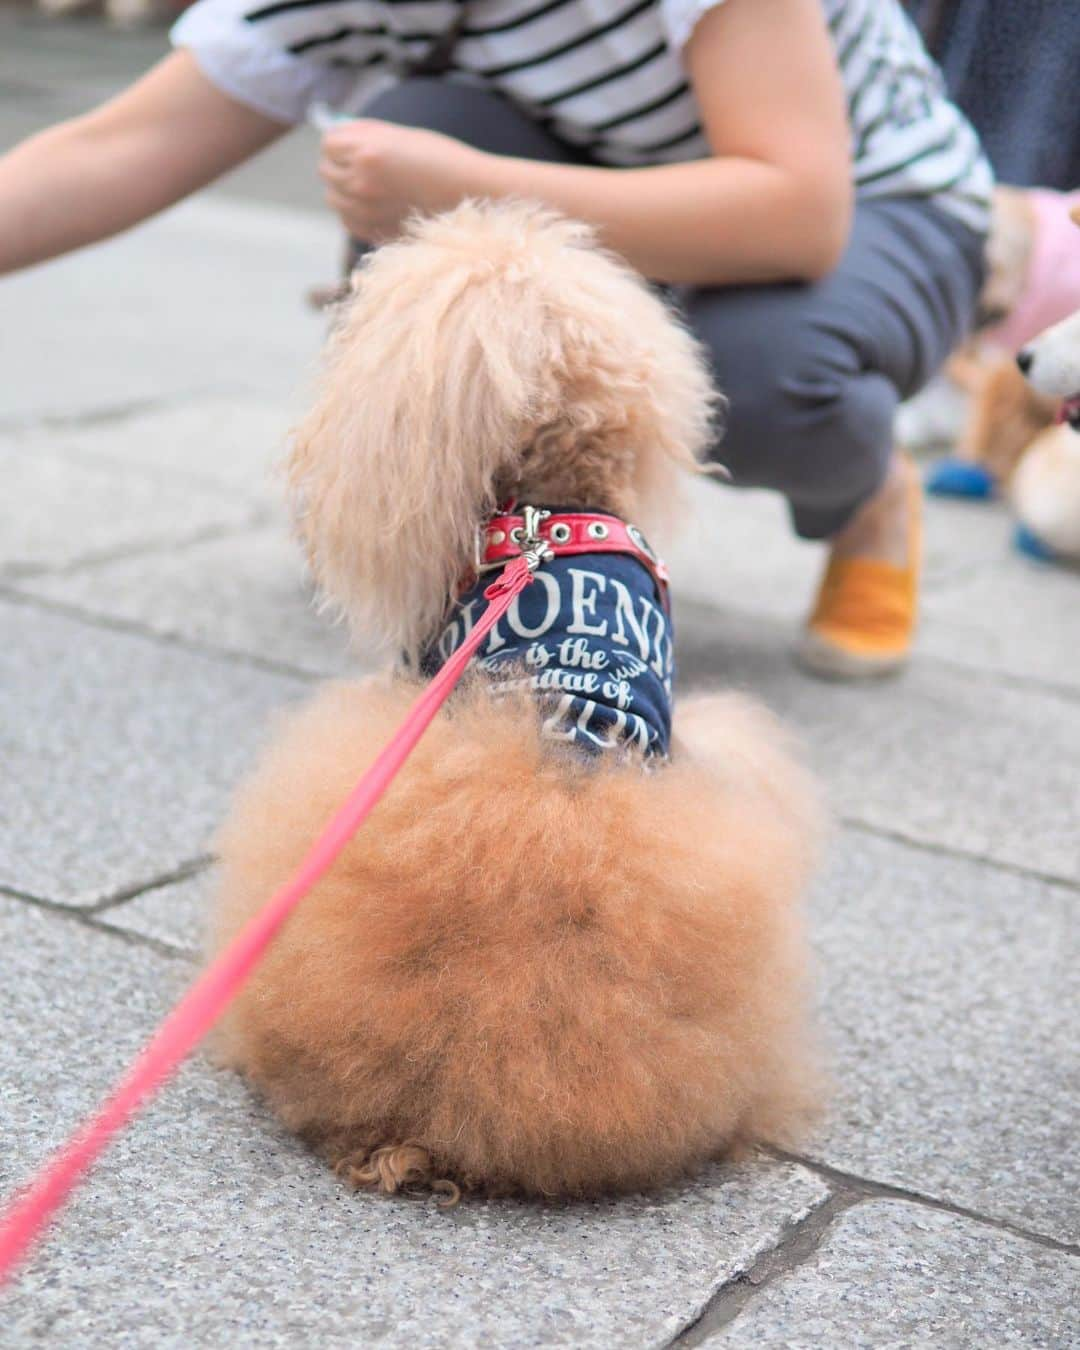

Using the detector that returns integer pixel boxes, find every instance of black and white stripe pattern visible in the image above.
[824,0,991,224]
[173,0,992,230]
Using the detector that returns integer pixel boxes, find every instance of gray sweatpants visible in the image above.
[361,78,986,538]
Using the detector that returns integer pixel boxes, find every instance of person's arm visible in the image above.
[320,0,853,285]
[0,50,288,276]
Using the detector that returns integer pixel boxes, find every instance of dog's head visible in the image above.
[1018,309,1080,429]
[289,200,718,655]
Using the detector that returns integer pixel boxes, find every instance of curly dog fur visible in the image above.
[212,201,823,1200]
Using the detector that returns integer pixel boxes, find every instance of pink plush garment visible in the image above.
[985,190,1080,353]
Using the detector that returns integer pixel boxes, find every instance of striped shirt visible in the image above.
[173,0,993,232]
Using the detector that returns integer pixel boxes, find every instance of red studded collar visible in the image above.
[475,507,670,602]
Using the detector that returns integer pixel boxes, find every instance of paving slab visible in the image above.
[669,477,1080,709]
[666,479,1074,695]
[96,869,210,958]
[664,485,821,623]
[676,605,1080,884]
[918,493,1019,585]
[0,599,304,907]
[807,830,1079,1244]
[25,393,300,506]
[921,557,1080,692]
[0,896,829,1349]
[18,524,359,678]
[711,1200,1079,1349]
[1,196,337,424]
[664,482,1016,626]
[1,429,260,578]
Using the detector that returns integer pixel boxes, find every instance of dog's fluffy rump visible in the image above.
[213,679,821,1198]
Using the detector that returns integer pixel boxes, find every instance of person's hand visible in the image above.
[318,119,484,242]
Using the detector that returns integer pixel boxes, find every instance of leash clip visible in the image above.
[518,505,554,572]
[473,504,554,576]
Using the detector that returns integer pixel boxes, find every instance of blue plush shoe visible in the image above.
[924,458,996,499]
[1013,524,1058,562]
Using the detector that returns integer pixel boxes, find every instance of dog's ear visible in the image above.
[289,205,563,656]
[1070,201,1080,229]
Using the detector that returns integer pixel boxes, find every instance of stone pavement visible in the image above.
[1,15,1077,1347]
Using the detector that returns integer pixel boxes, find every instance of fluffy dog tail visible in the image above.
[287,200,716,658]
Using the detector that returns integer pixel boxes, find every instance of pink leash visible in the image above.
[0,556,535,1286]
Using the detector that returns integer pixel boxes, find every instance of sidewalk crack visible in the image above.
[667,1145,1078,1348]
[0,586,320,684]
[839,819,1080,897]
[676,595,1080,707]
[668,1186,858,1346]
[2,511,272,584]
[0,854,213,918]
[0,388,236,437]
[0,884,197,962]
[88,855,215,914]
[771,1150,1080,1257]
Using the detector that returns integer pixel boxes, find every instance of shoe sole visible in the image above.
[793,631,910,682]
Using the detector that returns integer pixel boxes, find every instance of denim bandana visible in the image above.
[421,549,674,757]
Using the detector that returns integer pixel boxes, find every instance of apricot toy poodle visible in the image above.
[211,201,823,1203]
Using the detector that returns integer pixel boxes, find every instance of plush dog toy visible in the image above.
[925,199,1080,565]
[919,187,1080,488]
[1012,309,1080,563]
[210,201,822,1202]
